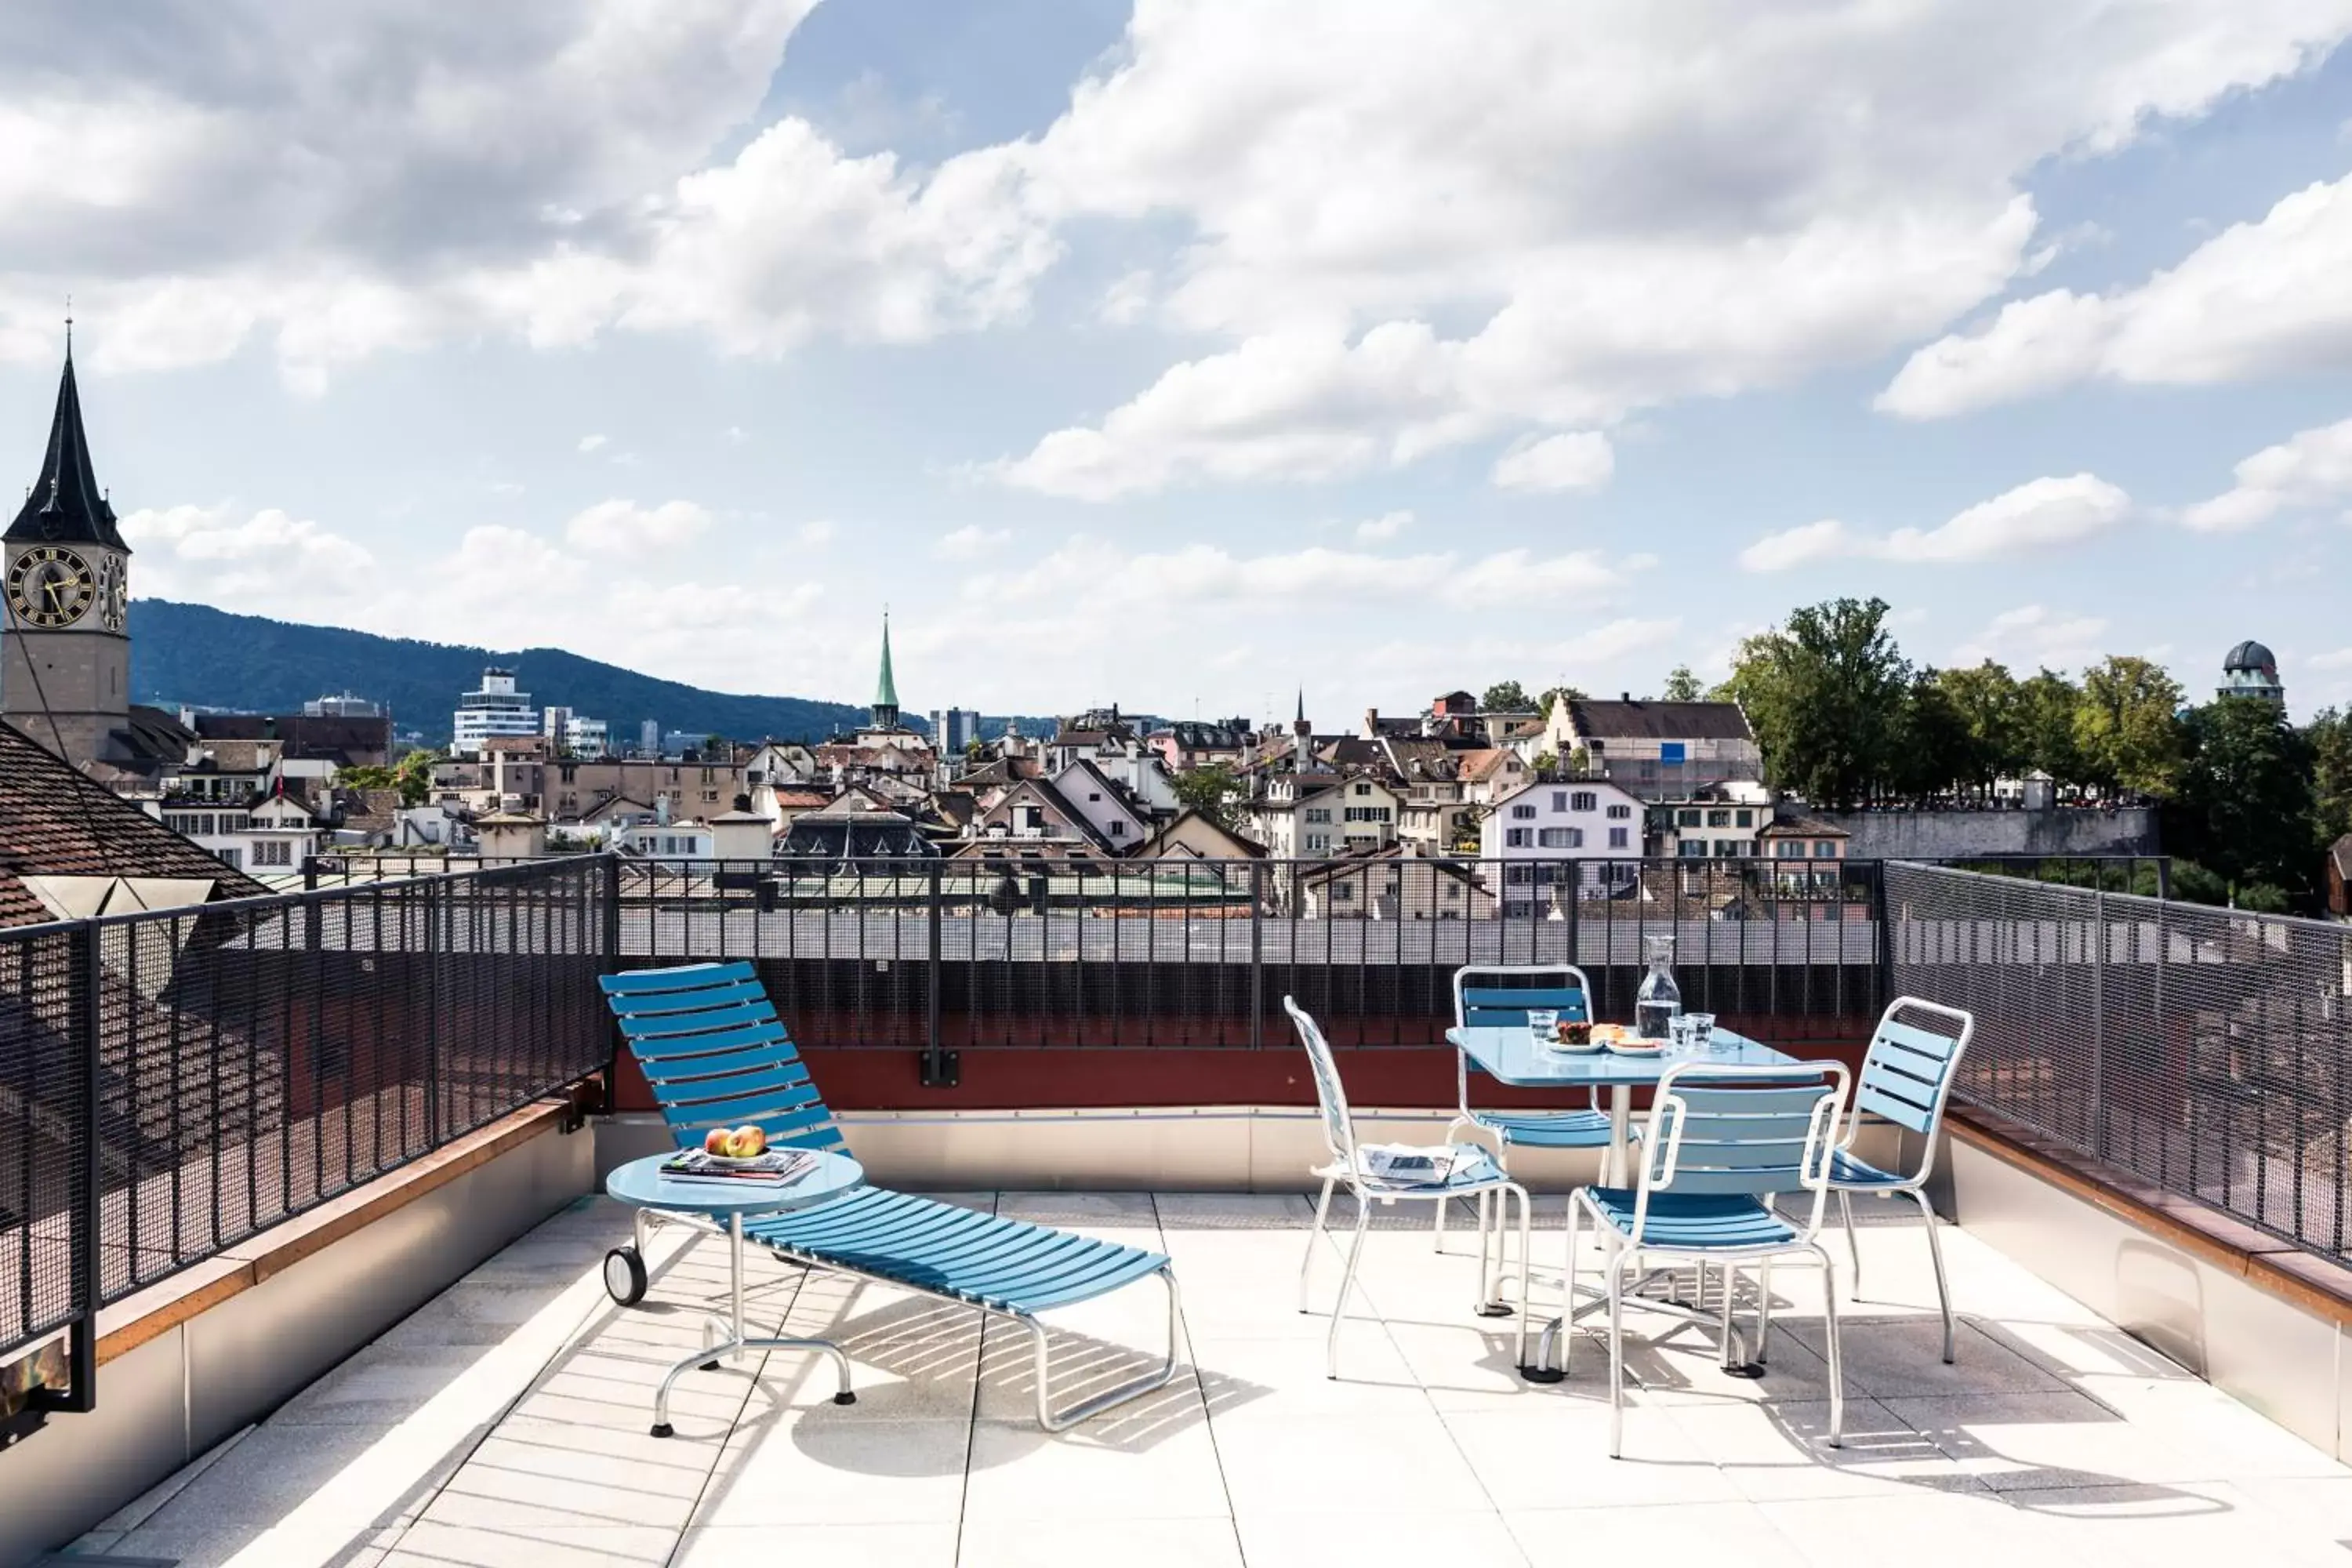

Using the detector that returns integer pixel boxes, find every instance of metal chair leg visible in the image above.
[1606,1251,1628,1459]
[1559,1196,1581,1374]
[1818,1247,1845,1447]
[1300,1176,1334,1313]
[1912,1185,1956,1363]
[1329,1197,1372,1380]
[1510,1184,1532,1369]
[1838,1190,1861,1298]
[1756,1256,1773,1366]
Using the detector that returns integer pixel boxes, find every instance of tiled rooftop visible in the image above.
[71,1192,2352,1568]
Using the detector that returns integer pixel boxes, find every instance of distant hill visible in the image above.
[125,600,878,746]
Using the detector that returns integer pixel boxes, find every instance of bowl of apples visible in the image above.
[702,1124,770,1165]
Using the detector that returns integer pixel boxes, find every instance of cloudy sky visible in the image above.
[5,0,2352,725]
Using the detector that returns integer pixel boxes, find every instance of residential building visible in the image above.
[1131,810,1267,865]
[1146,720,1252,771]
[1650,781,1777,859]
[0,719,271,926]
[777,797,935,866]
[1478,775,1647,916]
[1546,694,1761,798]
[1045,759,1149,850]
[188,710,391,771]
[452,668,538,757]
[1758,815,1855,908]
[615,820,713,864]
[1456,748,1531,808]
[1298,844,1493,920]
[2220,639,2285,704]
[542,707,609,760]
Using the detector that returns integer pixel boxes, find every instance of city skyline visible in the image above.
[2,2,2350,721]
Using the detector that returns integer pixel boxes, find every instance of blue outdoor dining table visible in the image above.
[1444,1023,1799,1185]
[1446,1022,1817,1381]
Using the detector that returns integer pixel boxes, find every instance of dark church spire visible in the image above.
[7,330,127,550]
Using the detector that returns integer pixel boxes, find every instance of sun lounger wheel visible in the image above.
[604,1245,647,1306]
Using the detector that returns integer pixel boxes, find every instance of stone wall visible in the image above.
[1817,806,2160,861]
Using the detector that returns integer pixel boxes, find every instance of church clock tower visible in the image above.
[2,332,132,767]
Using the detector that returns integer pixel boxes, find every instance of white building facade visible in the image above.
[1478,776,1647,918]
[453,668,538,758]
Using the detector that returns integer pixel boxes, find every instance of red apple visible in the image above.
[702,1127,731,1156]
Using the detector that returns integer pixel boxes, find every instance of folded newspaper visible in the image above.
[659,1148,818,1185]
[1359,1143,1472,1185]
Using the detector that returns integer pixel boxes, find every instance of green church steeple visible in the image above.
[871,611,900,729]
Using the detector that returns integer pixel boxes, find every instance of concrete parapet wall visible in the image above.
[1817,807,2160,861]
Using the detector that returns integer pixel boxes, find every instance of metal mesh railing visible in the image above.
[1889,862,2352,1259]
[617,854,1889,1051]
[0,857,615,1374]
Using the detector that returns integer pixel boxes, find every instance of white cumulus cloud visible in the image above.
[935,524,1013,560]
[1880,172,2352,417]
[1491,432,1613,495]
[563,499,713,555]
[2181,413,2352,531]
[576,434,608,454]
[1352,510,1412,542]
[118,502,377,610]
[1739,474,2130,571]
[1950,605,2114,673]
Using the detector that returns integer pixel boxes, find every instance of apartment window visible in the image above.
[1109,821,1126,837]
[1552,791,1567,811]
[252,839,292,868]
[1677,809,1701,827]
[1446,883,1461,900]
[1606,804,1631,820]
[1814,840,1839,858]
[1608,826,1629,850]
[1570,791,1597,812]
[1332,882,1354,901]
[1505,827,1531,848]
[1306,833,1330,851]
[1713,839,1738,858]
[1087,792,1101,801]
[1511,804,1537,820]
[1305,808,1331,823]
[1735,809,1754,827]
[1537,827,1570,848]
[1679,841,1708,859]
[1353,782,1372,797]
[1707,809,1731,827]
[1504,865,1534,885]
[1776,840,1804,859]
[215,848,243,869]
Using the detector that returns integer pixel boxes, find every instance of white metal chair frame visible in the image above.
[1286,995,1534,1377]
[1546,1060,1853,1457]
[1830,996,1976,1363]
[1436,963,1608,1262]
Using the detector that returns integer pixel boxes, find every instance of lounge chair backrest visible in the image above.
[1855,996,1975,1181]
[1283,995,1357,1173]
[601,960,848,1156]
[1636,1062,1849,1244]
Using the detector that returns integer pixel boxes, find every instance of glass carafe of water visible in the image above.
[1635,935,1682,1039]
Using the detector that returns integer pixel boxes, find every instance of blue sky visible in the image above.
[3,0,2350,725]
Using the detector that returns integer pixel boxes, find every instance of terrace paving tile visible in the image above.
[56,1187,2352,1568]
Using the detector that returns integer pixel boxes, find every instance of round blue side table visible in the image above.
[604,1147,865,1436]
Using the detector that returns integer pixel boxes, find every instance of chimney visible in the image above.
[1621,691,1632,703]
[1363,707,1379,738]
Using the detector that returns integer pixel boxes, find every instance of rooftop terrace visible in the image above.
[60,1188,2352,1568]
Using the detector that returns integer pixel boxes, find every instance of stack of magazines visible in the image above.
[1359,1143,1471,1185]
[658,1149,818,1185]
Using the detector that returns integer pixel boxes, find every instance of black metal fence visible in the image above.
[1889,862,2352,1261]
[615,855,1892,1054]
[0,857,612,1410]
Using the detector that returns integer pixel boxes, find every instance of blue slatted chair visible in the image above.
[1542,1060,1852,1457]
[1437,964,1613,1255]
[1287,996,1534,1378]
[600,961,1181,1431]
[1828,996,1976,1363]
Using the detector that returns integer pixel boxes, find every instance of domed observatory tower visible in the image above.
[2218,641,2285,705]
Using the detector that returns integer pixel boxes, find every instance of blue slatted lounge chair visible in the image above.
[599,961,1181,1432]
[1827,996,1976,1363]
[1437,964,1614,1259]
[1286,996,1534,1378]
[1539,1059,1852,1457]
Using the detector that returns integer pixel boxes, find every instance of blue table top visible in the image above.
[607,1148,864,1217]
[1446,1024,1800,1087]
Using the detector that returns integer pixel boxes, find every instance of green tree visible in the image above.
[1482,680,1533,713]
[2016,669,2085,787]
[1934,661,2024,799]
[337,764,396,791]
[391,748,441,808]
[1660,665,1702,702]
[2308,706,2352,847]
[1723,597,1911,808]
[1889,670,1974,803]
[1170,762,1240,829]
[2167,698,2318,898]
[2072,656,2185,799]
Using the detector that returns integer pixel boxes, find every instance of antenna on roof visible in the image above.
[64,295,72,355]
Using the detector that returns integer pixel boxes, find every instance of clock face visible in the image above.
[6,546,97,628]
[94,554,127,633]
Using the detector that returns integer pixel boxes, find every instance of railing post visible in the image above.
[920,862,957,1087]
[2089,887,2107,1160]
[1248,860,1265,1049]
[53,921,102,1413]
[422,879,441,1148]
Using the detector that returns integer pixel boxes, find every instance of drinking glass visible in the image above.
[1526,1008,1559,1042]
